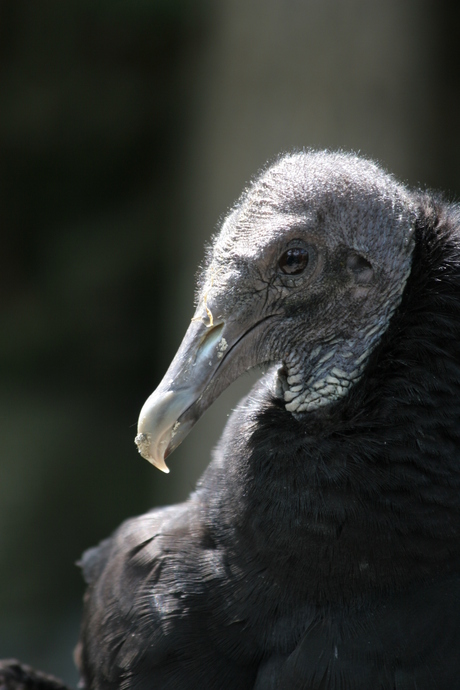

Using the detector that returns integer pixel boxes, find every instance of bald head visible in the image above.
[137,151,417,468]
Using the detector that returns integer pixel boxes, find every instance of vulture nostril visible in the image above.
[197,322,225,355]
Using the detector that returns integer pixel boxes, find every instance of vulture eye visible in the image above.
[279,247,309,275]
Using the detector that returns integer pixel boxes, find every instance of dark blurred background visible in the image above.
[0,0,459,684]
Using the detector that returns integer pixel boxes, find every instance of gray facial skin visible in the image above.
[135,151,416,472]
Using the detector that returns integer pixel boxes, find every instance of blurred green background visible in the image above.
[1,0,459,684]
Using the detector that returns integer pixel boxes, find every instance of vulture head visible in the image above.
[136,151,416,472]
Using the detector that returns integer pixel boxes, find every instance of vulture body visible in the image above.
[76,152,460,689]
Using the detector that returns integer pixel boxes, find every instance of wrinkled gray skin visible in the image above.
[136,151,416,472]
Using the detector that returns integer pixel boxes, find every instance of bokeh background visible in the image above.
[1,0,460,684]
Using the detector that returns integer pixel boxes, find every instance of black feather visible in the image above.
[0,660,70,690]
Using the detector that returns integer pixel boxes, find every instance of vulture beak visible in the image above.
[135,313,269,472]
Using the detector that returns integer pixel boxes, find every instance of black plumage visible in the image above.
[76,152,460,689]
[0,660,70,690]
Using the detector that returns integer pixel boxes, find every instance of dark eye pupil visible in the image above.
[279,248,309,275]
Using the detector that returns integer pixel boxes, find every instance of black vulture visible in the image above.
[76,151,460,689]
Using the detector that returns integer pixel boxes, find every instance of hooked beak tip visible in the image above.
[134,433,170,474]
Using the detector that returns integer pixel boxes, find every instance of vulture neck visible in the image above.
[198,200,460,604]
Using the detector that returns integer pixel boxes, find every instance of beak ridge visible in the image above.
[135,311,273,472]
[135,320,226,471]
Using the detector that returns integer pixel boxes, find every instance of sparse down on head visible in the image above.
[135,151,416,471]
